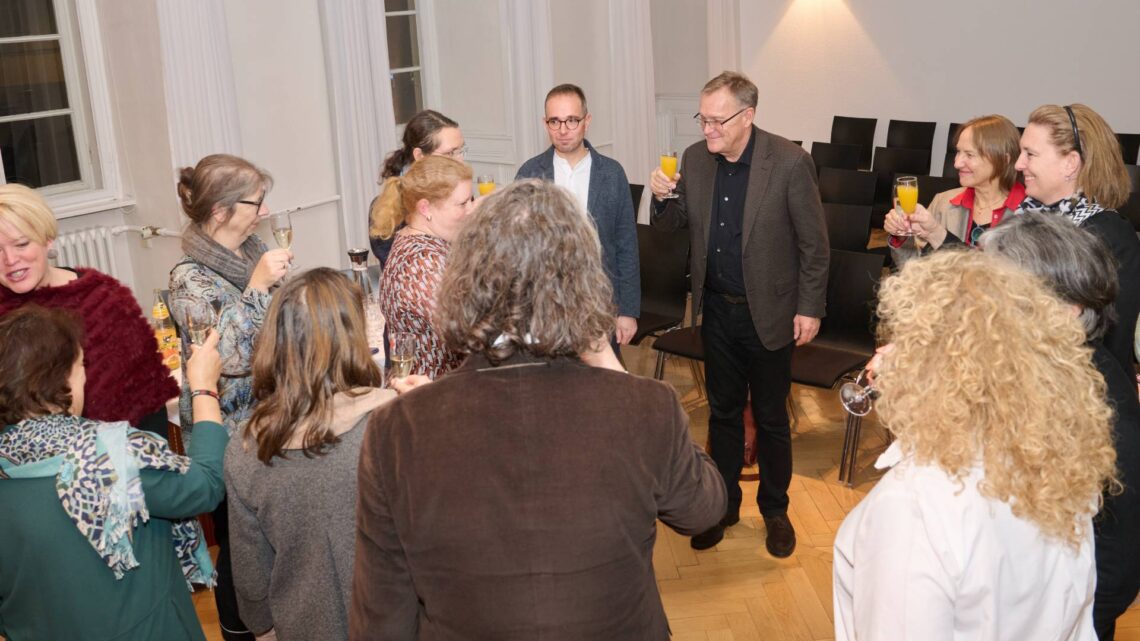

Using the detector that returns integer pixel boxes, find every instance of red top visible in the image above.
[0,268,179,426]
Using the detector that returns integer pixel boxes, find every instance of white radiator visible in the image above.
[54,227,119,278]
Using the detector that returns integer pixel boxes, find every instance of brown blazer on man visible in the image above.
[350,352,726,640]
[653,126,829,348]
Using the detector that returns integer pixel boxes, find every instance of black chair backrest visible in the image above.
[636,224,689,320]
[818,167,876,206]
[790,140,803,148]
[629,183,645,218]
[823,203,871,252]
[1117,133,1140,165]
[946,122,963,150]
[887,119,936,152]
[916,175,961,208]
[942,152,957,178]
[831,115,876,170]
[819,249,886,344]
[1121,165,1140,232]
[811,141,861,175]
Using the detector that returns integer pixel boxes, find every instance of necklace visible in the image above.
[404,225,433,236]
[972,190,1008,224]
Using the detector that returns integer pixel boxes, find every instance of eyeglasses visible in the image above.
[237,194,266,209]
[693,107,749,131]
[545,116,586,131]
[438,145,468,158]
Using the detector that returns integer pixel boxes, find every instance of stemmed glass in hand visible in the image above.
[891,176,919,237]
[271,211,293,250]
[659,151,680,199]
[839,369,878,417]
[183,300,217,347]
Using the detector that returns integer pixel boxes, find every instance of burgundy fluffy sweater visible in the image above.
[0,268,179,426]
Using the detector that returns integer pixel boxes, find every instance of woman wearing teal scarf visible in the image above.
[0,305,228,641]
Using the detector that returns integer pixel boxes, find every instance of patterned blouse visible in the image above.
[379,232,463,379]
[168,241,272,437]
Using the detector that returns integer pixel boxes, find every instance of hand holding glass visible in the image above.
[892,176,919,237]
[839,369,878,417]
[183,301,217,347]
[659,151,679,199]
[388,332,415,381]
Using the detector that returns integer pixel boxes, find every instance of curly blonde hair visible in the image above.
[436,180,615,362]
[874,250,1117,548]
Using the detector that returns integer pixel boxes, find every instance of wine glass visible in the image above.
[183,300,216,347]
[271,211,293,249]
[388,332,416,382]
[659,151,679,199]
[477,175,496,196]
[892,176,919,237]
[838,369,878,417]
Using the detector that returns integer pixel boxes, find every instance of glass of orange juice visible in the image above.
[477,175,495,196]
[660,151,679,199]
[894,176,919,236]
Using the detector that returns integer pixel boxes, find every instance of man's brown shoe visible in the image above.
[763,514,796,558]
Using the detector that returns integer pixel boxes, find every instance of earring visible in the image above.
[426,214,433,222]
[47,248,58,259]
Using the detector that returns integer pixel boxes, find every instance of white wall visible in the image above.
[651,0,707,96]
[740,0,1140,167]
[224,0,345,269]
[550,0,615,158]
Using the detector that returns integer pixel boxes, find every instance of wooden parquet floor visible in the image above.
[189,340,1140,641]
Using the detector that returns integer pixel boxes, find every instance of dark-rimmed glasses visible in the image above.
[693,107,749,130]
[238,193,266,209]
[545,116,586,131]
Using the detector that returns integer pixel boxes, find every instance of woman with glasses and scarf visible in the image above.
[170,153,292,641]
[1013,104,1140,374]
[370,109,466,265]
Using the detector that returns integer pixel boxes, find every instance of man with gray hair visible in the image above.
[649,71,829,555]
[983,212,1139,640]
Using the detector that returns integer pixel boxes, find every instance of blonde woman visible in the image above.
[372,155,475,379]
[833,250,1117,641]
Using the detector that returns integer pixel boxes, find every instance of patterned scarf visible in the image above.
[181,224,266,292]
[1015,191,1104,226]
[0,414,215,588]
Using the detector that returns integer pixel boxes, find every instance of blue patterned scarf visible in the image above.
[0,414,215,589]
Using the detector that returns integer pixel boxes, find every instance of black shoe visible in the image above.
[763,514,796,558]
[720,505,740,528]
[690,524,725,550]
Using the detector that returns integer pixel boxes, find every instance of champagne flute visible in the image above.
[477,175,496,196]
[838,369,878,417]
[271,211,293,249]
[660,151,680,199]
[183,300,216,347]
[893,176,919,237]
[388,332,416,382]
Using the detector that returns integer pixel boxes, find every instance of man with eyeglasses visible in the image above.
[649,71,828,557]
[516,84,640,352]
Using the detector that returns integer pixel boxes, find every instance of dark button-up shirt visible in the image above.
[705,129,756,296]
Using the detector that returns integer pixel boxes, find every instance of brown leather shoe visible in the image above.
[763,514,796,558]
[690,524,725,550]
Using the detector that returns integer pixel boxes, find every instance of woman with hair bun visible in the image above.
[370,109,465,264]
[374,155,475,379]
[169,153,292,641]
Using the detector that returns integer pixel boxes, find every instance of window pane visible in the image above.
[385,14,419,69]
[0,114,80,187]
[384,0,414,12]
[0,0,58,38]
[390,70,422,126]
[0,40,69,116]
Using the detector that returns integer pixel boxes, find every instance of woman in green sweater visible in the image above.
[0,305,228,641]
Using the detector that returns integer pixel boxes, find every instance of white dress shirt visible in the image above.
[833,441,1097,641]
[553,151,592,212]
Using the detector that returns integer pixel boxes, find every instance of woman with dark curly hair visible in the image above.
[351,180,725,640]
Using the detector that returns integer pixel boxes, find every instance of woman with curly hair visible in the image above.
[351,180,725,639]
[983,212,1140,641]
[833,249,1117,641]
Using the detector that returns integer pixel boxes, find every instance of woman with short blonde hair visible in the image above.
[834,249,1117,641]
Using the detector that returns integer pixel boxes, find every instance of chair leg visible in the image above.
[838,412,865,487]
[786,393,799,433]
[653,351,667,380]
[688,359,706,401]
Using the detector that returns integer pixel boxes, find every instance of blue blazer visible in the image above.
[515,141,640,318]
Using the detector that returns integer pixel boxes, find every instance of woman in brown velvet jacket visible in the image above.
[350,180,726,641]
